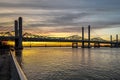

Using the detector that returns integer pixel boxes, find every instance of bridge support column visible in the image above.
[82,27,84,48]
[88,25,91,48]
[116,34,118,48]
[94,42,100,48]
[110,35,113,48]
[72,42,78,48]
[15,20,19,49]
[18,17,23,49]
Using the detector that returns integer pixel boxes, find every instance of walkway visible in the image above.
[0,49,11,80]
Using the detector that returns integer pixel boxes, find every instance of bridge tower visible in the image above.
[88,25,91,48]
[15,20,19,49]
[110,35,113,48]
[82,27,84,48]
[14,17,23,49]
[116,34,118,48]
[18,17,23,49]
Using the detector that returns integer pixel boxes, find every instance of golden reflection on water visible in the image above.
[7,41,110,47]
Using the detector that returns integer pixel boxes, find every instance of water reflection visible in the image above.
[71,48,92,67]
[72,48,79,66]
[81,49,85,65]
[15,50,22,67]
[87,49,92,67]
[76,49,92,67]
[21,48,120,80]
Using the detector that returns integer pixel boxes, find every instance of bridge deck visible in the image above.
[0,36,119,44]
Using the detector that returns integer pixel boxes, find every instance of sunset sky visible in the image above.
[0,0,120,39]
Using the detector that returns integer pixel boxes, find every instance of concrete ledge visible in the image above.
[10,51,28,80]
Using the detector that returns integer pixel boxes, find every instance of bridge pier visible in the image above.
[82,27,84,48]
[72,42,78,48]
[94,42,100,48]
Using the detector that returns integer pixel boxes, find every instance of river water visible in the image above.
[17,47,120,80]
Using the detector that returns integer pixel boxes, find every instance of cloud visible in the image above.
[0,0,120,10]
[0,0,120,35]
[0,0,84,9]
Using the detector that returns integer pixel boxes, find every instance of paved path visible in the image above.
[0,49,11,80]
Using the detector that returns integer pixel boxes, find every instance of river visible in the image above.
[16,47,120,80]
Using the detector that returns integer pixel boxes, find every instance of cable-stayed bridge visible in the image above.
[0,17,120,48]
